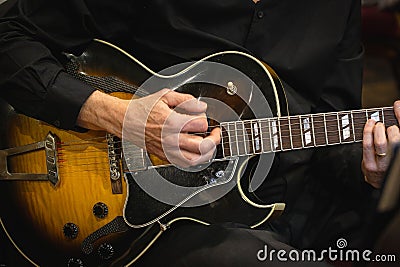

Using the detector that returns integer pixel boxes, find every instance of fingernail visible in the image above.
[198,100,207,110]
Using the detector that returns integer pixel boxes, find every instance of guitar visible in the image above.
[0,39,396,266]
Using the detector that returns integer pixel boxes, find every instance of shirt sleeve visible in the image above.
[0,0,98,130]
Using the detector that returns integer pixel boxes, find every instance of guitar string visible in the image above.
[58,110,395,144]
[55,118,394,149]
[53,116,393,167]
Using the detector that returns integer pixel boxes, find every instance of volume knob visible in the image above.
[93,202,109,219]
[98,243,114,260]
[63,223,79,239]
[67,258,84,267]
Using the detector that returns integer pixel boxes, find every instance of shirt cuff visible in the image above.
[40,71,96,130]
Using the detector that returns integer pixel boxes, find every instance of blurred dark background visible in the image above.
[362,0,400,108]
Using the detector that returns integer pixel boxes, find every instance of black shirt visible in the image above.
[0,0,362,130]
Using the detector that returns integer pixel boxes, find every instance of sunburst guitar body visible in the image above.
[0,39,292,266]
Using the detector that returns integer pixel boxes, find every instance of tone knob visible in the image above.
[63,223,79,239]
[98,243,114,260]
[67,258,84,267]
[93,202,109,219]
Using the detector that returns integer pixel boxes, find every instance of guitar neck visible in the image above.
[220,107,397,157]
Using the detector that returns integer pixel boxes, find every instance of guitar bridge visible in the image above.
[0,132,60,186]
[106,133,123,194]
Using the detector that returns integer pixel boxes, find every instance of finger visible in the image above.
[164,128,220,155]
[162,131,220,167]
[373,122,388,155]
[388,125,400,147]
[194,128,221,164]
[164,133,204,153]
[165,110,208,133]
[179,127,220,155]
[162,90,207,112]
[363,119,377,163]
[174,98,208,114]
[164,146,213,168]
[203,127,221,148]
[394,100,400,123]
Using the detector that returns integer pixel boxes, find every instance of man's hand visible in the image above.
[77,89,220,168]
[362,100,400,188]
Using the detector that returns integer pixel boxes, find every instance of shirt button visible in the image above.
[54,120,60,127]
[257,11,264,19]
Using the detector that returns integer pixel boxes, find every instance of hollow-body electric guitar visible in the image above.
[0,40,396,266]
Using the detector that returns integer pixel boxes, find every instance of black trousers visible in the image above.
[0,222,330,267]
[134,222,329,267]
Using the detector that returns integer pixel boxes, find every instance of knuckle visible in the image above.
[375,141,386,149]
[364,162,377,172]
[387,125,399,134]
[363,125,372,135]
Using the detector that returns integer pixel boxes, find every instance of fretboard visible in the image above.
[220,107,397,158]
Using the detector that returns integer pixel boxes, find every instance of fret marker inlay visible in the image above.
[253,122,261,152]
[303,118,312,145]
[341,115,350,140]
[371,111,380,122]
[271,120,279,149]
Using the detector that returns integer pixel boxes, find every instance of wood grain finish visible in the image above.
[4,112,127,254]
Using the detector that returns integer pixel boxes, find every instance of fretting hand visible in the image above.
[362,101,400,188]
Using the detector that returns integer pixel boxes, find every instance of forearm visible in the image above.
[76,90,129,137]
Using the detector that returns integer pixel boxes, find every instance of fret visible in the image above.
[365,109,368,123]
[290,115,302,149]
[227,122,238,156]
[325,113,340,144]
[312,114,327,146]
[350,111,356,142]
[383,107,397,126]
[251,120,263,154]
[244,121,253,155]
[338,111,354,143]
[299,116,304,147]
[277,118,283,151]
[300,115,314,148]
[259,119,273,153]
[237,121,248,156]
[270,119,281,151]
[257,119,265,153]
[352,110,366,141]
[242,121,253,155]
[324,113,328,145]
[220,123,231,158]
[250,120,255,153]
[234,122,241,156]
[367,108,384,124]
[289,116,293,149]
[311,115,316,146]
[336,113,342,143]
[279,117,292,150]
[274,119,281,151]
